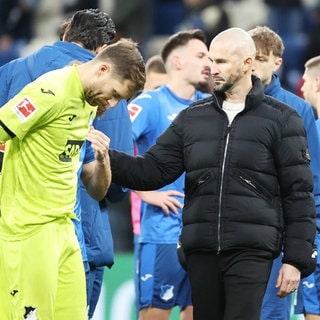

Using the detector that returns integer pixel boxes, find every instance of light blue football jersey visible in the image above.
[128,85,209,243]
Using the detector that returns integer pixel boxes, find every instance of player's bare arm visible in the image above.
[136,190,184,216]
[81,128,111,200]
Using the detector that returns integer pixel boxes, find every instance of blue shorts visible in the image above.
[294,232,320,315]
[135,243,192,310]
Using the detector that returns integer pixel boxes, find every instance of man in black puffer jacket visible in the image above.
[109,27,316,320]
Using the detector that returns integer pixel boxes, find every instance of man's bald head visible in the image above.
[208,27,256,99]
[210,27,256,60]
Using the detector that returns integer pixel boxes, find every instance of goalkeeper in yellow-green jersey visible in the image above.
[0,38,145,320]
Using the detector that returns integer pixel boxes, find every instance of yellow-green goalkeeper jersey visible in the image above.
[0,65,96,240]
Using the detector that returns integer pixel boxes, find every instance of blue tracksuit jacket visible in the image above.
[0,40,133,269]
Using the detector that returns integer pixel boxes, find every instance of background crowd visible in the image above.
[2,0,320,103]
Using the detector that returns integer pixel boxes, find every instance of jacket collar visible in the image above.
[264,74,281,96]
[53,41,95,60]
[213,75,265,110]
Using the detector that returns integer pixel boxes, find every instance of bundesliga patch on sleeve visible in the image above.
[13,97,38,121]
[128,104,142,122]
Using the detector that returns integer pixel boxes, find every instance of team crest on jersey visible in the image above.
[13,97,37,121]
[24,306,37,319]
[128,104,142,122]
[160,285,174,301]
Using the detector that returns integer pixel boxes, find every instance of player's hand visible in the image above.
[276,263,300,298]
[136,190,184,215]
[86,127,110,163]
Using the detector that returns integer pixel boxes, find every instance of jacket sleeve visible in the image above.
[301,105,320,220]
[276,110,316,276]
[110,115,186,191]
[0,64,9,107]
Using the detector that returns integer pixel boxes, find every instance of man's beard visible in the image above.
[97,105,108,116]
[214,72,242,93]
[215,81,233,93]
[84,88,108,116]
[84,88,97,106]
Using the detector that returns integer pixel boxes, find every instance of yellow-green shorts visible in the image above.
[0,219,87,320]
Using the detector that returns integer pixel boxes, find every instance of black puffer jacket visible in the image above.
[110,77,316,276]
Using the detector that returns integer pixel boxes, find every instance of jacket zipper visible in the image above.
[239,176,257,189]
[238,174,273,203]
[217,124,230,253]
[214,93,248,253]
